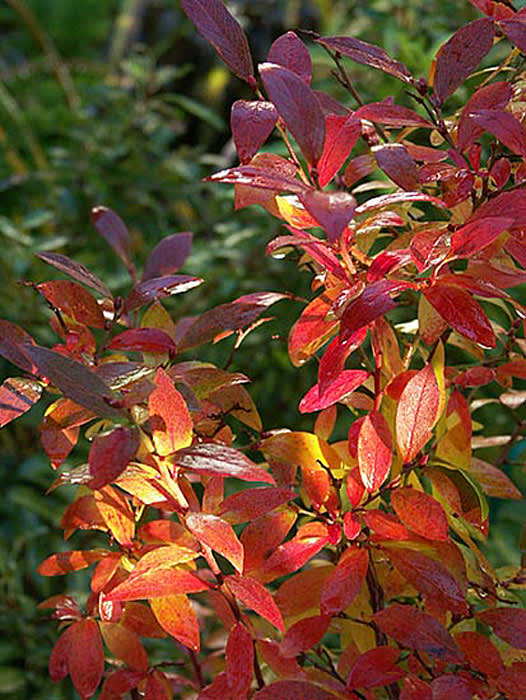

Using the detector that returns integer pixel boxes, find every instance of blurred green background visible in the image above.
[0,1,524,697]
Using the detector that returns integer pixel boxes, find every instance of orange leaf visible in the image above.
[320,547,369,615]
[38,550,105,576]
[148,368,193,456]
[37,280,105,328]
[226,574,284,631]
[241,510,296,574]
[275,566,332,618]
[186,512,244,573]
[94,486,135,547]
[396,363,440,463]
[99,621,149,672]
[149,594,199,651]
[358,410,392,492]
[391,488,449,541]
[0,377,41,428]
[105,568,209,602]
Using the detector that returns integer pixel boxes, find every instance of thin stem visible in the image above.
[189,649,205,689]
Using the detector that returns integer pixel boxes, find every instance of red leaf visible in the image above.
[373,144,418,190]
[450,216,513,258]
[105,568,210,602]
[355,191,446,215]
[458,81,512,150]
[317,36,412,82]
[37,252,111,297]
[499,14,526,53]
[199,672,230,700]
[391,488,449,541]
[363,510,409,541]
[49,628,70,682]
[347,647,404,690]
[433,19,495,103]
[299,190,357,243]
[148,368,193,456]
[455,630,504,676]
[25,345,124,420]
[358,410,393,492]
[367,249,412,283]
[260,62,325,166]
[268,31,312,84]
[231,100,278,163]
[280,615,330,657]
[91,206,132,270]
[109,328,177,356]
[495,663,526,700]
[88,427,139,490]
[226,623,254,695]
[386,545,467,614]
[374,603,463,662]
[124,274,202,313]
[241,510,296,574]
[0,377,41,428]
[208,164,306,194]
[226,574,284,631]
[99,621,149,672]
[37,280,105,329]
[341,280,407,340]
[38,550,105,576]
[320,547,369,615]
[317,114,361,187]
[470,109,526,155]
[142,232,193,281]
[356,102,432,128]
[149,594,199,651]
[68,619,105,698]
[254,681,336,699]
[396,363,440,463]
[423,282,496,348]
[180,0,254,83]
[262,522,329,579]
[401,676,432,700]
[175,443,275,484]
[178,291,286,351]
[299,369,369,413]
[318,328,368,395]
[186,512,244,573]
[219,487,294,522]
[477,608,526,649]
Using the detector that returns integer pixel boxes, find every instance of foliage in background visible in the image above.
[2,0,526,697]
[1,0,525,698]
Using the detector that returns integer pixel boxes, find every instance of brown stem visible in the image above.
[189,649,205,689]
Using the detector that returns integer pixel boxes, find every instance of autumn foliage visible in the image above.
[3,0,526,697]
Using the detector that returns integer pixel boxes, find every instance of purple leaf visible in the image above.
[142,232,193,281]
[433,18,495,103]
[499,14,526,53]
[178,291,287,351]
[37,253,111,298]
[207,165,307,195]
[457,81,512,151]
[91,206,133,270]
[373,144,418,190]
[124,275,202,313]
[175,443,275,484]
[231,100,278,163]
[299,190,357,243]
[108,328,177,356]
[356,102,432,128]
[316,36,412,82]
[0,320,37,374]
[24,345,124,420]
[267,31,312,84]
[88,427,139,490]
[470,109,526,156]
[180,0,254,84]
[340,281,410,339]
[259,62,325,166]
